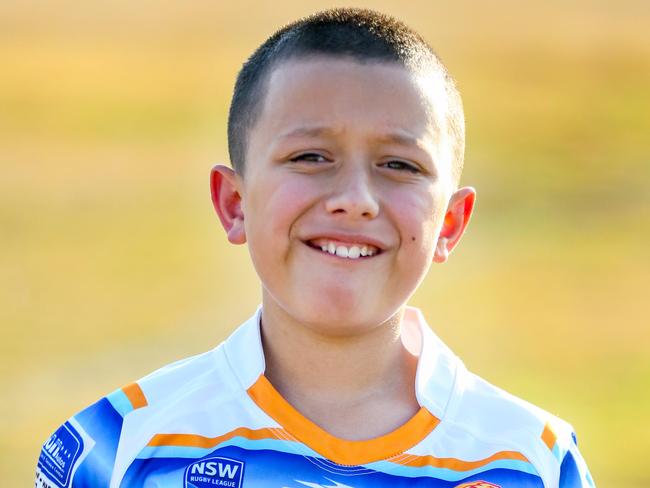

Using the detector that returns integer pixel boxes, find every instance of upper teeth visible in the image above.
[318,241,377,259]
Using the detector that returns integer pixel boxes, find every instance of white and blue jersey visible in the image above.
[36,307,594,487]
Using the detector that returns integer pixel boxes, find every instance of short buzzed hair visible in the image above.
[227,8,465,183]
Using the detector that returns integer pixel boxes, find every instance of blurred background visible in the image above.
[1,0,648,485]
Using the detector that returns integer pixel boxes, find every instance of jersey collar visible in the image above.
[224,305,460,421]
[223,306,460,464]
[407,306,461,419]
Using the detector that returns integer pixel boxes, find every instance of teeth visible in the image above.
[348,246,360,259]
[313,240,378,259]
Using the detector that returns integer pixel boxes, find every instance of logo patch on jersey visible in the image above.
[454,482,501,488]
[184,456,244,488]
[38,422,84,488]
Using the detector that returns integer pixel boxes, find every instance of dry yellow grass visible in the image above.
[1,1,649,486]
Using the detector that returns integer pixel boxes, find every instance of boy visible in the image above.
[36,8,594,488]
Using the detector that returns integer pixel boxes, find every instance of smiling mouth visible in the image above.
[305,238,381,260]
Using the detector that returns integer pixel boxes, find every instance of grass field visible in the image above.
[1,1,649,486]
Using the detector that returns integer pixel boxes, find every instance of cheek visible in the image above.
[244,177,319,263]
[388,186,441,250]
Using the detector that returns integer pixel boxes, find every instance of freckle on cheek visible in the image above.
[411,236,416,242]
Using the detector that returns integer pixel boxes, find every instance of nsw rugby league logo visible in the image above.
[184,456,244,488]
[454,482,501,488]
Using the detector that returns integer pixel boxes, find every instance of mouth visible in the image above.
[303,237,382,260]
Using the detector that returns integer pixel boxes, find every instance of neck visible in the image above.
[260,293,420,439]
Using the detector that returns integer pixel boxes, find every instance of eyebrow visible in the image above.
[276,126,340,140]
[277,125,423,148]
[375,131,421,148]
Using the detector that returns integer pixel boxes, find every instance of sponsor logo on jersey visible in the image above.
[454,482,501,488]
[35,465,57,488]
[184,456,244,488]
[38,422,84,488]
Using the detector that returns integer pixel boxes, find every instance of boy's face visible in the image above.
[215,58,473,335]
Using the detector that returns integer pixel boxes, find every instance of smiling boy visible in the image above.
[37,8,594,488]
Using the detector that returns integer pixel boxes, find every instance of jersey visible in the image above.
[36,307,595,488]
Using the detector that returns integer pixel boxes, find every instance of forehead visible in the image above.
[251,57,449,152]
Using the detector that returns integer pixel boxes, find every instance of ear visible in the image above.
[433,187,476,264]
[210,165,246,244]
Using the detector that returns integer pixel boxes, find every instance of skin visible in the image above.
[211,58,475,440]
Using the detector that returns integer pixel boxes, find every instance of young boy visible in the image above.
[36,8,594,488]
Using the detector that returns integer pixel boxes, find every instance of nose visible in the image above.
[324,166,379,219]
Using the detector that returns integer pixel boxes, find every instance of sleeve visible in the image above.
[35,383,148,488]
[558,431,596,488]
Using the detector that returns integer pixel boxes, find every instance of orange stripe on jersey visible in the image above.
[247,374,440,466]
[393,449,529,471]
[541,422,557,451]
[122,383,148,410]
[148,427,282,448]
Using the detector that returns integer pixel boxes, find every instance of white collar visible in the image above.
[224,305,461,419]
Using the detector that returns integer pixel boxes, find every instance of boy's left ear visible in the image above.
[433,187,476,264]
[210,165,247,245]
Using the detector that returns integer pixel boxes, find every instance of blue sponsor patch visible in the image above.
[38,422,84,488]
[184,456,244,488]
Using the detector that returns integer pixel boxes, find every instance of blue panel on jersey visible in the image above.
[67,398,124,487]
[368,457,539,481]
[37,397,124,488]
[559,449,580,487]
[559,449,594,488]
[121,454,189,486]
[552,443,562,462]
[106,388,136,417]
[122,444,545,487]
[38,421,85,488]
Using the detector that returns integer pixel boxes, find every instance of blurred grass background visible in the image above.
[1,0,648,486]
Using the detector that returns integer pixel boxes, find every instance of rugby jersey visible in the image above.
[36,307,594,487]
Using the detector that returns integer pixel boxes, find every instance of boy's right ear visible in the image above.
[210,165,246,244]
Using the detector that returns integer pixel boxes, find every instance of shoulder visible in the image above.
[136,342,237,408]
[35,344,235,488]
[446,367,595,487]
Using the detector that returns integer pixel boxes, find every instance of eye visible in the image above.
[289,153,329,163]
[381,160,421,173]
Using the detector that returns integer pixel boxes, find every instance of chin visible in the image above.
[292,290,383,337]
